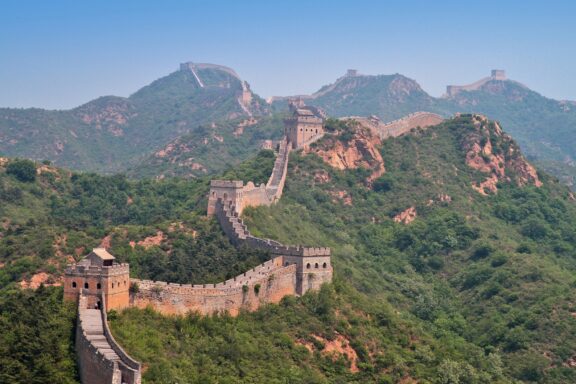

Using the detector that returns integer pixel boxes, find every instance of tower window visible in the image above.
[72,282,77,288]
[112,282,115,288]
[84,282,89,289]
[97,283,101,290]
[306,263,311,269]
[315,263,319,269]
[323,262,327,268]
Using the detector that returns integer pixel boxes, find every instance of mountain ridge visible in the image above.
[0,63,268,173]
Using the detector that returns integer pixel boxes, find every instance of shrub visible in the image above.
[129,281,140,294]
[6,159,36,182]
[373,175,395,192]
[254,283,261,295]
[471,243,493,260]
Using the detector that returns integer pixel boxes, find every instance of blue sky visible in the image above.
[1,0,575,109]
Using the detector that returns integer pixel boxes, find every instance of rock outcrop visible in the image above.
[463,115,542,195]
[305,124,385,184]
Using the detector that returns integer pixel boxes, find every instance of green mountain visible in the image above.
[0,63,269,173]
[277,71,576,187]
[3,116,576,382]
[440,79,576,187]
[311,73,436,120]
[127,115,285,179]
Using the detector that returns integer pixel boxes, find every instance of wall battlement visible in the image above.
[208,137,291,215]
[343,112,444,140]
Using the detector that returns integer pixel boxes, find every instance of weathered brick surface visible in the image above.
[131,257,298,316]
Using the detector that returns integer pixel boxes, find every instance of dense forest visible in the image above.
[2,116,576,383]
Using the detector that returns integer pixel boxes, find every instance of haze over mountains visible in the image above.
[1,63,576,186]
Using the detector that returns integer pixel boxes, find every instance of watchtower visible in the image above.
[64,248,130,311]
[207,180,245,216]
[491,69,506,80]
[278,247,333,295]
[285,100,325,149]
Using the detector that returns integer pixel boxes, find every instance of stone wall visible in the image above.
[345,112,444,140]
[446,70,507,97]
[207,138,291,216]
[131,257,297,316]
[75,294,141,384]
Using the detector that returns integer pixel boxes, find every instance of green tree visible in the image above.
[6,159,36,182]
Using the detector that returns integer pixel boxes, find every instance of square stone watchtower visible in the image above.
[491,69,506,80]
[64,248,130,311]
[285,100,325,150]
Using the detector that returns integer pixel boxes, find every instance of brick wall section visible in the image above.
[346,112,444,139]
[75,294,141,384]
[207,138,291,215]
[131,257,298,316]
[212,198,332,296]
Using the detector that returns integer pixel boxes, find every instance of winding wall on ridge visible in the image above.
[207,137,291,215]
[343,112,444,139]
[133,131,332,316]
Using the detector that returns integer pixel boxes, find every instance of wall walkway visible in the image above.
[76,294,141,384]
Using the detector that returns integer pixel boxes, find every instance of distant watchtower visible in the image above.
[285,100,325,149]
[64,248,130,311]
[491,69,506,80]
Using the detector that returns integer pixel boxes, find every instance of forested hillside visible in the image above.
[3,116,576,383]
[114,116,576,383]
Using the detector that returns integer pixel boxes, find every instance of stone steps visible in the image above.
[81,309,121,361]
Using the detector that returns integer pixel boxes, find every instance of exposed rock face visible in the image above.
[463,115,542,194]
[329,190,352,206]
[297,333,359,373]
[20,272,62,289]
[129,231,166,249]
[305,125,385,184]
[313,170,331,184]
[394,206,417,224]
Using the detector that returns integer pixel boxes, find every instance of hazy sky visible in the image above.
[2,0,575,109]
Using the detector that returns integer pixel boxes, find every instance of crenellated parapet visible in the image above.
[343,112,444,139]
[208,137,291,216]
[131,256,301,316]
[64,248,130,311]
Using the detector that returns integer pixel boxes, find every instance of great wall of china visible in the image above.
[343,111,445,139]
[65,102,332,383]
[179,62,254,116]
[63,95,451,383]
[445,69,513,97]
